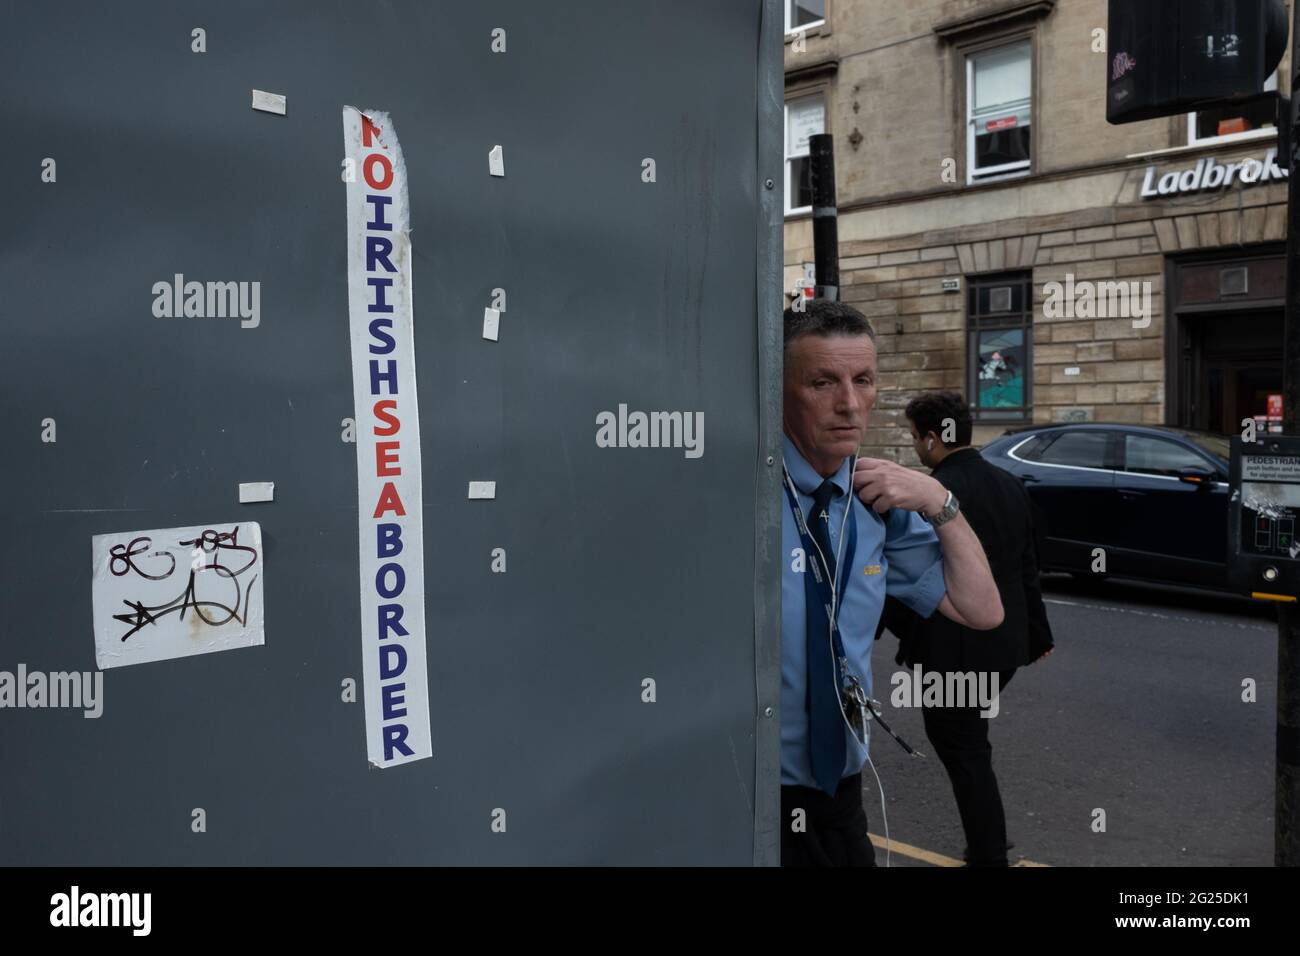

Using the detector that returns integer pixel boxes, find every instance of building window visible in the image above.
[785,94,824,216]
[967,272,1032,421]
[786,0,825,33]
[1188,70,1278,145]
[966,40,1032,184]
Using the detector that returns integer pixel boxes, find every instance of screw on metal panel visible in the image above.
[763,706,774,718]
[764,178,774,189]
[766,455,775,465]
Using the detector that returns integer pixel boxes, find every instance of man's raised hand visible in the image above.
[852,458,948,516]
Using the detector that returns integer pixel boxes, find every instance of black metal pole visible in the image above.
[1278,0,1300,867]
[809,133,839,302]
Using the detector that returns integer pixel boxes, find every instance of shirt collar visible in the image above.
[932,445,980,475]
[782,433,852,498]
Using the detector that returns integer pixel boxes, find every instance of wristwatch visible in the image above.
[924,490,960,527]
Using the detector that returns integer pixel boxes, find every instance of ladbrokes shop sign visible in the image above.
[1140,147,1287,199]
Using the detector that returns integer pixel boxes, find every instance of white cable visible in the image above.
[827,458,861,746]
[785,458,865,743]
[787,454,889,866]
[863,735,891,868]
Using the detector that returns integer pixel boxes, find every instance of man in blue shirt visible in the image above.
[780,300,1003,867]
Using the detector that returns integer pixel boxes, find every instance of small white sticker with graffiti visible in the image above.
[90,522,265,669]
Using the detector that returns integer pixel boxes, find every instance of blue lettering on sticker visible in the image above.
[377,523,402,557]
[369,359,398,395]
[378,603,408,640]
[376,563,405,599]
[384,723,414,761]
[380,642,407,680]
[367,278,394,315]
[382,682,408,721]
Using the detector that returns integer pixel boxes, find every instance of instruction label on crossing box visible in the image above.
[1242,456,1300,483]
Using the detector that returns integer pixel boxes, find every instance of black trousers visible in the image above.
[780,772,876,867]
[920,667,1018,867]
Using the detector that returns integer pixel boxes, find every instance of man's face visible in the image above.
[908,418,936,468]
[783,333,877,476]
[915,418,946,470]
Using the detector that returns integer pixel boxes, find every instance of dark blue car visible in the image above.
[980,424,1231,591]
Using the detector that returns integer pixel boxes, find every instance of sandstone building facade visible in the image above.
[781,0,1291,461]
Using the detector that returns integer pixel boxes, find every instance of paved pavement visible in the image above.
[865,575,1279,867]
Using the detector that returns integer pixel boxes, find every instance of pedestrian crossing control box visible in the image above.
[1229,435,1300,600]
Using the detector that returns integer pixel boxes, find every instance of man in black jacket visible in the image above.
[883,391,1054,867]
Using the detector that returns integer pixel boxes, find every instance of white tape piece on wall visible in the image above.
[343,106,433,769]
[239,481,275,503]
[468,481,496,499]
[91,522,265,670]
[252,90,287,115]
[482,307,500,341]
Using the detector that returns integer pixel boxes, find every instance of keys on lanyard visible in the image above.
[842,666,868,740]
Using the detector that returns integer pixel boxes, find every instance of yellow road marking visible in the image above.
[869,833,1049,867]
[868,834,961,866]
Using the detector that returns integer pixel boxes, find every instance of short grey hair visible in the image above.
[783,298,876,350]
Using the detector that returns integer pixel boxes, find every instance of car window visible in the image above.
[1011,433,1054,461]
[1037,431,1111,469]
[1123,435,1213,477]
[1183,433,1230,462]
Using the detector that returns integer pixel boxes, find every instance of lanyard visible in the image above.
[781,465,857,661]
[782,462,928,760]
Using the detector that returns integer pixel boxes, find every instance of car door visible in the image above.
[1111,432,1230,587]
[1011,428,1119,571]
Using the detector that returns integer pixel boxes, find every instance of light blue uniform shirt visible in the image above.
[780,433,947,787]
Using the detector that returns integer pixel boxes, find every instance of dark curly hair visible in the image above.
[905,391,972,448]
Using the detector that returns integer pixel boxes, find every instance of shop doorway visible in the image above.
[1167,250,1286,436]
[1180,310,1284,434]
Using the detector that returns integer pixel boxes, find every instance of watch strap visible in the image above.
[926,490,960,527]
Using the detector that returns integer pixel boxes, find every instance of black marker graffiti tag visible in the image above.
[108,537,175,580]
[110,526,259,642]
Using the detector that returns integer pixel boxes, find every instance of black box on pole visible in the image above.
[1107,0,1287,125]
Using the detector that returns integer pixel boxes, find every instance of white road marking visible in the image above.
[1043,598,1272,632]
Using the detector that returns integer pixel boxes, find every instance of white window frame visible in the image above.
[966,41,1032,185]
[785,0,825,35]
[1187,70,1279,146]
[784,94,824,217]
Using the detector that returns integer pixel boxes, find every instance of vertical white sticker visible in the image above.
[342,107,432,768]
[482,307,500,341]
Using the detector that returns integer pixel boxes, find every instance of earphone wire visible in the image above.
[783,455,873,746]
[785,454,888,864]
[831,455,890,866]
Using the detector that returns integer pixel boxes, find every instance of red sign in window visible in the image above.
[1268,394,1284,419]
[985,116,1018,132]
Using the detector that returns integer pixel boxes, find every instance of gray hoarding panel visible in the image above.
[0,0,782,863]
[752,0,785,868]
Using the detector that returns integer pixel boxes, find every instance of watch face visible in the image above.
[930,492,958,525]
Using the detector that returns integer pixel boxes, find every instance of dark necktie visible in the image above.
[807,478,846,795]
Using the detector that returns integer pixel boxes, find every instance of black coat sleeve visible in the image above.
[1020,484,1055,662]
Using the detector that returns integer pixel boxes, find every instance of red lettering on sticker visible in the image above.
[364,154,393,190]
[373,482,407,518]
[376,441,401,477]
[374,399,400,436]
